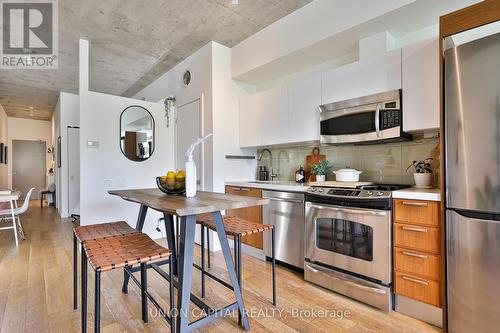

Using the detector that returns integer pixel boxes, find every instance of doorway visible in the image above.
[176,98,202,190]
[12,140,46,200]
[67,127,80,216]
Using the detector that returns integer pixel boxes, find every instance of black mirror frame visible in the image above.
[119,105,155,162]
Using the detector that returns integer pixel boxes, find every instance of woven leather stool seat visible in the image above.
[83,233,171,272]
[74,221,138,243]
[196,213,273,237]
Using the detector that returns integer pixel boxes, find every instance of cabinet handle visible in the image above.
[402,275,429,286]
[402,251,428,259]
[401,226,428,233]
[402,201,428,207]
[230,187,251,192]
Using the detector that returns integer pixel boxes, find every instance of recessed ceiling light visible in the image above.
[28,106,33,110]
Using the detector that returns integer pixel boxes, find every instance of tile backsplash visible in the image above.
[257,136,440,185]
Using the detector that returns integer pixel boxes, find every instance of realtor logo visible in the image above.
[1,0,58,69]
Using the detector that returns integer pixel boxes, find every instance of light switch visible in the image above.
[103,179,112,188]
[87,141,99,148]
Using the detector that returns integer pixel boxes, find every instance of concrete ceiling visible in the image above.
[0,0,311,121]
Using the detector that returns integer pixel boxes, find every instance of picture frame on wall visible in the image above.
[0,143,3,163]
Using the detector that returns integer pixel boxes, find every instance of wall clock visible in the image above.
[183,70,191,86]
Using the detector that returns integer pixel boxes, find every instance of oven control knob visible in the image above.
[367,191,373,195]
[376,191,384,196]
[310,187,317,192]
[318,188,324,193]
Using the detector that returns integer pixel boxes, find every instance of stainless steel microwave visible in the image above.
[319,90,412,144]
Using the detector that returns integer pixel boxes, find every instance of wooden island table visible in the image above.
[108,188,270,333]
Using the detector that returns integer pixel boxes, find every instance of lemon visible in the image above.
[176,170,186,179]
[166,171,176,179]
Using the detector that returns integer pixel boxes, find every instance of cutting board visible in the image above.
[305,147,326,182]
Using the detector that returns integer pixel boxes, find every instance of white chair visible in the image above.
[0,188,35,244]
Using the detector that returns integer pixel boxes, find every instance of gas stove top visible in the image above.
[306,184,411,200]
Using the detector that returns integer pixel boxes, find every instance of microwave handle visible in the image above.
[375,103,381,138]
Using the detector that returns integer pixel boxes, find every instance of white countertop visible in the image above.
[225,181,310,192]
[226,181,441,201]
[392,187,441,201]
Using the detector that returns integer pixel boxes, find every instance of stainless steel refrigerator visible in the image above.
[445,22,500,332]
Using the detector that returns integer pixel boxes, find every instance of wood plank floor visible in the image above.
[0,202,440,332]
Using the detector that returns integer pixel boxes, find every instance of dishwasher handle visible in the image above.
[264,196,304,204]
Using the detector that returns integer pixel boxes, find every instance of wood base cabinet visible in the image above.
[225,186,263,249]
[393,199,442,308]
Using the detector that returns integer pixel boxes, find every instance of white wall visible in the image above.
[0,104,8,189]
[134,42,214,191]
[79,91,172,237]
[79,39,175,238]
[53,92,79,217]
[211,43,257,193]
[7,117,52,189]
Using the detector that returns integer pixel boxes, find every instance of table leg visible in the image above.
[163,213,178,276]
[122,204,149,293]
[176,215,196,333]
[212,212,250,330]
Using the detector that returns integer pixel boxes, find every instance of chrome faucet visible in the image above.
[257,148,277,181]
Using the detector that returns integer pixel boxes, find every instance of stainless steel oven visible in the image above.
[304,186,395,311]
[319,89,412,145]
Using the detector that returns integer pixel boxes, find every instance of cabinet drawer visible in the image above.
[225,186,261,198]
[394,199,440,227]
[395,271,440,307]
[394,247,441,280]
[394,223,440,254]
[225,186,263,249]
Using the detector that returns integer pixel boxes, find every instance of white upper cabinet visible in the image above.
[322,49,402,104]
[402,38,439,132]
[288,73,321,143]
[260,85,289,145]
[239,92,261,148]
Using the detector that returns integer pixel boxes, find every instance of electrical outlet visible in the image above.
[103,179,112,188]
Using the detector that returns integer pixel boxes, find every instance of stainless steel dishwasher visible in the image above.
[263,190,305,269]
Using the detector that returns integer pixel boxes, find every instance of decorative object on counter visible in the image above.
[305,147,325,182]
[259,166,269,181]
[185,133,213,197]
[310,160,332,182]
[333,167,362,182]
[406,158,433,188]
[295,166,306,183]
[157,170,186,195]
[164,96,175,128]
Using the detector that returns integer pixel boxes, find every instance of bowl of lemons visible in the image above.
[157,170,186,195]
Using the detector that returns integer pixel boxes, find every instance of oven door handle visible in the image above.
[307,203,387,216]
[305,264,387,295]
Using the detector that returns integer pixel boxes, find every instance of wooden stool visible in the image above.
[196,213,276,323]
[73,221,138,310]
[82,233,173,333]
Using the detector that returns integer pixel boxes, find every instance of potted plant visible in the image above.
[406,158,433,188]
[310,160,332,182]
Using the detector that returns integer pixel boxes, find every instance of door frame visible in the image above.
[174,94,205,190]
[67,126,80,216]
[11,139,47,200]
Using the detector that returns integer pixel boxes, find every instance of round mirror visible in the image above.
[120,106,155,161]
